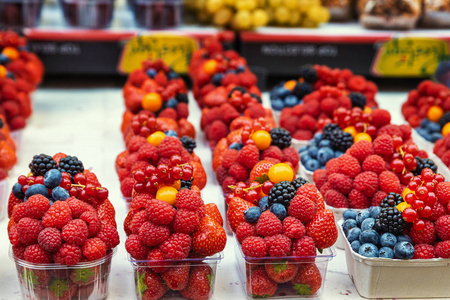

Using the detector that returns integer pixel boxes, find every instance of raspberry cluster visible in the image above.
[433,134,450,167]
[0,113,17,179]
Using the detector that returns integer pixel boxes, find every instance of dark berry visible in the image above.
[413,157,437,176]
[375,206,406,235]
[292,82,313,99]
[268,181,295,207]
[180,136,196,154]
[176,93,188,104]
[0,118,3,128]
[180,178,193,190]
[57,156,84,178]
[329,130,353,152]
[291,177,308,191]
[228,87,247,98]
[29,154,58,177]
[438,112,450,129]
[269,128,291,149]
[299,65,318,84]
[349,93,367,109]
[380,193,404,208]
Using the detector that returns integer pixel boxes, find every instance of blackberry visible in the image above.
[250,93,262,103]
[299,65,318,84]
[375,206,406,235]
[57,156,84,178]
[438,112,450,129]
[180,136,196,154]
[292,82,313,99]
[380,193,403,208]
[268,181,296,207]
[180,178,193,190]
[176,93,188,104]
[269,128,291,149]
[322,124,341,140]
[330,130,353,152]
[413,157,437,175]
[349,93,367,109]
[291,177,309,191]
[29,154,57,177]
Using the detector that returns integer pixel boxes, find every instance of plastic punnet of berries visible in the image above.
[7,153,119,300]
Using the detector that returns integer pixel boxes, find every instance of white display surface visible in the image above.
[0,87,446,300]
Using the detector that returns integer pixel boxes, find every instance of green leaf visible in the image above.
[251,294,271,298]
[22,268,38,288]
[317,248,323,254]
[272,261,288,273]
[72,267,95,284]
[293,283,313,295]
[136,270,148,298]
[255,174,270,184]
[207,274,214,289]
[48,278,70,298]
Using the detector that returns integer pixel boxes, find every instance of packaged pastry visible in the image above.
[321,0,353,21]
[358,0,421,29]
[422,0,450,27]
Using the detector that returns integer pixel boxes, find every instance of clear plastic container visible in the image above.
[129,252,223,300]
[0,0,43,27]
[422,0,450,27]
[358,0,421,29]
[11,248,115,300]
[235,238,335,299]
[0,179,8,221]
[60,0,114,28]
[131,0,181,29]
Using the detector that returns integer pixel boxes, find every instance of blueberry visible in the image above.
[431,132,443,142]
[227,69,237,74]
[342,219,358,235]
[380,233,397,248]
[271,99,285,111]
[12,183,25,199]
[284,95,298,107]
[300,154,312,165]
[270,203,287,220]
[236,65,245,73]
[317,147,334,165]
[351,240,362,253]
[368,206,381,218]
[334,151,344,158]
[244,207,262,223]
[343,209,358,221]
[307,146,319,159]
[314,133,323,143]
[361,218,375,231]
[52,186,70,201]
[146,68,156,78]
[275,86,291,98]
[359,229,380,245]
[356,210,371,227]
[25,184,48,199]
[394,241,415,259]
[212,73,224,85]
[298,146,308,154]
[258,196,269,211]
[165,98,178,109]
[358,243,379,258]
[44,169,62,189]
[397,235,413,244]
[304,159,320,171]
[347,227,361,243]
[427,121,441,133]
[229,142,242,150]
[416,128,431,141]
[421,118,430,128]
[307,140,316,147]
[318,139,331,148]
[167,71,178,79]
[0,54,10,64]
[165,130,178,137]
[379,247,394,259]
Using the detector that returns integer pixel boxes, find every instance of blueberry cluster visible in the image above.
[244,195,287,223]
[298,132,342,172]
[270,81,313,111]
[342,208,415,259]
[416,119,442,142]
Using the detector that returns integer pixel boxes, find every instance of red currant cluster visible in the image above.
[241,118,271,144]
[402,169,445,230]
[228,89,261,113]
[130,111,157,137]
[226,181,274,205]
[132,155,193,194]
[390,141,419,184]
[333,107,377,138]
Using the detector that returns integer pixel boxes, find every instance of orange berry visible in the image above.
[0,65,6,79]
[156,186,178,206]
[354,132,371,142]
[363,106,372,114]
[172,180,181,190]
[427,105,444,122]
[203,60,217,75]
[344,126,357,137]
[251,130,271,150]
[147,131,165,146]
[284,80,296,91]
[268,163,294,183]
[442,122,450,137]
[142,92,162,112]
[2,47,19,60]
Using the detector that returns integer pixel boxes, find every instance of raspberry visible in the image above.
[61,219,89,246]
[373,134,394,157]
[128,136,147,153]
[221,149,238,169]
[325,158,341,175]
[282,147,299,169]
[362,154,386,174]
[324,189,349,208]
[220,103,240,125]
[319,182,332,197]
[348,189,370,209]
[175,189,204,211]
[146,248,169,273]
[125,234,149,259]
[291,236,316,259]
[353,171,379,197]
[348,75,366,91]
[130,193,152,210]
[296,183,320,204]
[435,181,450,204]
[245,104,265,119]
[177,102,189,119]
[237,144,260,170]
[38,227,62,253]
[435,240,450,258]
[146,199,176,225]
[82,238,107,261]
[430,201,446,222]
[413,244,435,259]
[398,124,412,140]
[313,169,327,189]
[328,173,353,195]
[370,190,388,207]
[7,193,22,218]
[261,146,283,161]
[288,195,317,224]
[370,109,391,128]
[137,143,159,163]
[304,100,320,117]
[24,244,52,264]
[265,234,291,257]
[282,216,305,239]
[297,115,317,132]
[173,208,200,234]
[207,120,228,142]
[80,211,101,237]
[377,124,403,139]
[256,211,282,237]
[379,171,401,194]
[347,140,374,163]
[410,220,436,244]
[53,244,82,265]
[8,225,20,246]
[228,163,248,181]
[320,97,339,115]
[339,154,361,178]
[159,108,177,119]
[236,223,256,244]
[130,210,147,234]
[159,233,191,260]
[293,130,313,141]
[222,176,237,194]
[25,195,50,219]
[97,224,120,250]
[139,222,170,247]
[67,198,95,219]
[158,136,183,158]
[12,202,30,223]
[436,215,450,241]
[241,236,267,257]
[16,217,44,245]
[12,245,27,260]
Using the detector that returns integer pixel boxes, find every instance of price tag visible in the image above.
[372,38,449,77]
[118,34,198,74]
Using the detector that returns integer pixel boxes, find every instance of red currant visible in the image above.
[234,187,244,197]
[407,180,418,191]
[97,188,109,200]
[86,183,96,196]
[157,164,169,178]
[366,125,377,137]
[35,176,44,185]
[78,189,89,201]
[419,205,432,218]
[74,173,87,185]
[149,175,159,188]
[415,186,428,200]
[61,173,71,180]
[225,193,234,205]
[355,122,365,132]
[144,165,156,177]
[403,207,417,222]
[60,178,71,189]
[18,175,27,185]
[134,183,146,194]
[262,181,274,195]
[402,153,415,165]
[414,199,425,210]
[392,136,403,148]
[421,169,434,182]
[170,155,182,166]
[413,219,425,231]
[434,174,445,182]
[236,182,247,189]
[405,193,416,204]
[245,190,259,204]
[425,192,436,206]
[133,171,146,183]
[390,159,405,173]
[181,167,193,181]
[424,181,435,192]
[413,176,422,186]
[406,144,419,156]
[171,166,183,180]
[69,187,79,197]
[140,126,151,137]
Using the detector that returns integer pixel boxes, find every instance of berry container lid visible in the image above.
[338,224,450,298]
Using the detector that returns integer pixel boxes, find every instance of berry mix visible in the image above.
[0,114,17,180]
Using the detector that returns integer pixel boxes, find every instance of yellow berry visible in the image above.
[252,130,272,150]
[203,59,217,75]
[427,105,444,122]
[269,0,282,8]
[396,201,411,212]
[284,80,297,91]
[206,0,224,14]
[268,163,294,183]
[0,65,6,79]
[306,6,330,24]
[344,126,357,137]
[172,180,181,190]
[402,187,412,199]
[213,7,233,26]
[363,106,372,114]
[147,131,166,147]
[251,9,269,27]
[233,10,252,30]
[156,186,178,206]
[235,0,257,10]
[442,122,450,137]
[2,47,19,60]
[354,132,372,143]
[283,0,298,9]
[289,11,303,26]
[274,6,290,24]
[142,92,162,112]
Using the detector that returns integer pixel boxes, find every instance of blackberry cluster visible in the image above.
[329,130,353,152]
[57,156,84,178]
[176,93,188,104]
[180,178,193,190]
[269,128,291,149]
[349,93,367,109]
[292,82,313,99]
[413,157,437,175]
[180,136,196,154]
[299,65,318,84]
[29,154,57,177]
[268,181,296,207]
[322,124,341,140]
[380,193,403,208]
[375,207,406,235]
[438,112,450,129]
[291,177,308,191]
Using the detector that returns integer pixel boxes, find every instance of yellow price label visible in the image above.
[118,34,198,74]
[372,38,449,77]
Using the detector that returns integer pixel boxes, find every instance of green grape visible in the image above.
[252,8,269,27]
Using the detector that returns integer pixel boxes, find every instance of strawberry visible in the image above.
[70,266,99,286]
[306,209,337,250]
[192,216,226,256]
[227,197,255,232]
[47,278,77,300]
[160,263,190,290]
[136,269,168,300]
[180,265,213,300]
[265,261,299,283]
[204,203,223,226]
[291,263,322,296]
[246,267,277,298]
